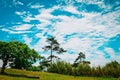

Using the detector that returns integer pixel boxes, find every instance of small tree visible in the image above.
[43,37,66,64]
[73,52,85,67]
[75,52,85,63]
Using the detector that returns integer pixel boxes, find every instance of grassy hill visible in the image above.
[0,68,118,80]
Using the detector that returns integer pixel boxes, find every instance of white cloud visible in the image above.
[23,6,60,28]
[104,47,120,63]
[54,13,101,34]
[41,53,78,63]
[14,24,33,31]
[0,60,3,67]
[104,48,115,55]
[32,37,47,52]
[23,16,35,22]
[90,54,110,67]
[64,5,79,14]
[23,36,32,46]
[57,53,78,63]
[63,37,91,52]
[55,10,120,39]
[30,4,44,9]
[1,28,32,34]
[16,1,23,5]
[15,11,25,15]
[13,0,24,6]
[37,6,59,19]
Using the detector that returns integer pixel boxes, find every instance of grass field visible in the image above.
[0,68,118,80]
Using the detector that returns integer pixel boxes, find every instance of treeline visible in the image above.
[47,60,120,78]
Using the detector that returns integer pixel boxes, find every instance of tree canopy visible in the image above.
[0,41,41,73]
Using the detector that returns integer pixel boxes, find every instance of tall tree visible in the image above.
[43,37,66,64]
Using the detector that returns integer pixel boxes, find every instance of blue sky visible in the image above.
[0,0,120,66]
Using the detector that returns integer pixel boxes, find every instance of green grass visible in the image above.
[0,68,118,80]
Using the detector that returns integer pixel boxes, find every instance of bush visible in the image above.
[76,63,91,76]
[47,61,72,75]
[103,61,120,78]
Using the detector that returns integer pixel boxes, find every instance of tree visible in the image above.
[0,41,41,73]
[103,60,120,78]
[10,42,41,70]
[76,63,91,76]
[43,37,66,64]
[73,52,86,67]
[47,61,72,75]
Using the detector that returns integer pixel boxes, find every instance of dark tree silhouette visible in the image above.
[75,52,85,63]
[73,52,86,67]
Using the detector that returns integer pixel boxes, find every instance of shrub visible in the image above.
[47,61,72,75]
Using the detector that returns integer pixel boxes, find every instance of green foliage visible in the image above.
[47,60,120,78]
[0,40,41,73]
[47,61,72,75]
[0,41,16,73]
[90,61,120,78]
[94,66,104,77]
[9,41,41,70]
[102,61,120,78]
[27,66,41,71]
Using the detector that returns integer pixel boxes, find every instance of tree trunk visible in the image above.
[1,59,8,74]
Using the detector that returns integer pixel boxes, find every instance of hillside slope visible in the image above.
[0,68,117,80]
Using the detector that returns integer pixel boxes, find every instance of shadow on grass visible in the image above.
[0,72,39,79]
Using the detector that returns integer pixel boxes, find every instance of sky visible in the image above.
[0,0,120,66]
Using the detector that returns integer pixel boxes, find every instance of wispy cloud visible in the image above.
[30,4,44,9]
[23,36,32,45]
[1,28,32,34]
[14,24,33,31]
[64,5,79,14]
